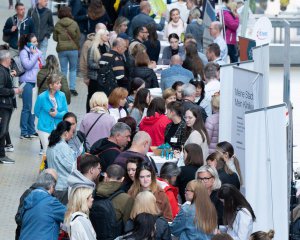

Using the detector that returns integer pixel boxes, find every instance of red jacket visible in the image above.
[139,113,171,147]
[157,177,179,218]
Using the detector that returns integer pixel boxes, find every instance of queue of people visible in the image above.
[1,0,279,240]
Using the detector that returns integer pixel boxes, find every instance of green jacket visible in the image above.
[53,17,80,52]
[37,68,71,105]
[96,181,134,223]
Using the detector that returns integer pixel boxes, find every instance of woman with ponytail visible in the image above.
[47,121,76,205]
[170,180,217,239]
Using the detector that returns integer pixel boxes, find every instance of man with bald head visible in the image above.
[129,0,166,36]
[209,21,228,62]
[100,38,129,89]
[114,131,153,170]
[160,55,194,91]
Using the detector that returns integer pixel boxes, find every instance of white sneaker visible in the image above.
[5,144,14,152]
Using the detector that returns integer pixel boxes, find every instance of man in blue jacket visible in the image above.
[129,1,165,37]
[3,2,35,57]
[19,170,66,240]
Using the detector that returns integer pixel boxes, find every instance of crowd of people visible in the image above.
[0,0,282,239]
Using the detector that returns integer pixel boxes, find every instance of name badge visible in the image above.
[171,137,178,143]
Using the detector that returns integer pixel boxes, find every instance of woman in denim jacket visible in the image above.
[170,180,217,240]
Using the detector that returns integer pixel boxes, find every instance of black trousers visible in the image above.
[0,108,12,157]
[227,44,239,63]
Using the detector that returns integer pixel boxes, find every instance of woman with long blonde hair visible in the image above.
[86,28,110,112]
[125,191,171,240]
[64,187,96,240]
[170,180,217,239]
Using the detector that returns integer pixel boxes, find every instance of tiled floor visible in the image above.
[0,1,87,239]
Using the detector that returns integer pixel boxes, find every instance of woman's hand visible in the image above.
[49,109,57,117]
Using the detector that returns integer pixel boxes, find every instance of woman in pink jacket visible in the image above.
[205,93,220,154]
[222,1,239,63]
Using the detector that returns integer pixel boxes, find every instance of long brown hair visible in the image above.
[217,141,243,185]
[218,184,256,227]
[128,162,158,199]
[188,180,217,233]
[183,42,204,80]
[207,151,233,175]
[185,107,209,144]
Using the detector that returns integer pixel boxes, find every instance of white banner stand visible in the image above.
[245,104,288,240]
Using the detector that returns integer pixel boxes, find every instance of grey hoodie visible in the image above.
[67,170,95,199]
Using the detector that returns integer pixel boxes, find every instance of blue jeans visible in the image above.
[20,82,36,136]
[38,37,48,61]
[58,50,78,90]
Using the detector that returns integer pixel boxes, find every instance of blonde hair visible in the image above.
[250,230,275,240]
[90,29,109,63]
[162,88,176,100]
[195,165,222,190]
[64,187,93,225]
[130,191,160,219]
[89,91,109,112]
[189,180,217,234]
[211,94,220,111]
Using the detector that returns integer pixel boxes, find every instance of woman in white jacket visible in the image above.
[64,187,96,240]
[218,184,256,240]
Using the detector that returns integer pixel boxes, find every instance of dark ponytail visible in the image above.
[48,121,71,147]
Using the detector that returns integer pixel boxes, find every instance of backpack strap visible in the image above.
[85,113,104,138]
[38,74,49,88]
[108,189,124,201]
[97,147,121,157]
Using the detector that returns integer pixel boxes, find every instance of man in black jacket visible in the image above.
[3,2,35,57]
[0,50,22,164]
[90,122,131,172]
[27,0,54,60]
[100,38,129,89]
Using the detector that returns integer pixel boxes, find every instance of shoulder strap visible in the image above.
[38,74,48,88]
[108,189,124,201]
[86,113,104,138]
[98,147,121,157]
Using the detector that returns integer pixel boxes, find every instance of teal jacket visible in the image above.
[34,90,68,133]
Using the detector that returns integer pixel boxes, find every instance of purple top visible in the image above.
[79,111,116,148]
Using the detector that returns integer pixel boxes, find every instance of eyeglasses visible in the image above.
[185,188,193,193]
[197,177,213,183]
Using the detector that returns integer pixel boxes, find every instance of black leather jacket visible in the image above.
[0,64,15,109]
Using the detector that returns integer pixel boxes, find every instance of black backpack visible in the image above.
[120,0,140,22]
[90,190,124,240]
[97,54,118,97]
